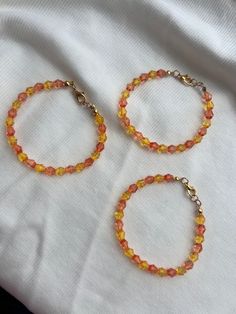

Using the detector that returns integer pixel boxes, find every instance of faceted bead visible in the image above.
[149,142,159,151]
[184,260,193,270]
[55,167,65,176]
[122,90,130,98]
[128,184,138,193]
[139,261,149,270]
[12,100,21,109]
[140,137,150,146]
[65,165,75,174]
[189,252,198,262]
[45,166,56,176]
[126,125,135,135]
[117,200,126,211]
[119,99,127,107]
[126,83,135,91]
[157,69,166,77]
[132,255,141,264]
[158,144,168,153]
[136,179,145,188]
[114,211,124,220]
[167,268,177,277]
[6,126,15,136]
[148,70,157,78]
[204,109,214,119]
[8,108,17,118]
[116,230,125,241]
[44,80,53,90]
[18,92,27,102]
[118,108,127,118]
[185,140,194,149]
[202,119,211,128]
[121,191,131,200]
[195,214,205,224]
[12,144,22,154]
[168,145,176,154]
[195,224,206,235]
[148,264,158,273]
[98,133,107,143]
[133,78,141,86]
[176,266,186,275]
[121,117,130,127]
[158,268,167,276]
[98,124,106,133]
[120,239,128,250]
[145,176,154,184]
[193,135,202,144]
[95,113,104,125]
[198,127,207,136]
[194,235,204,244]
[124,248,134,257]
[203,91,212,101]
[177,144,186,152]
[34,82,44,92]
[53,79,65,89]
[164,174,174,182]
[133,131,143,141]
[204,101,214,110]
[114,220,123,231]
[18,152,28,162]
[193,243,203,253]
[154,174,164,183]
[84,158,94,167]
[91,151,100,160]
[140,73,149,81]
[5,117,14,126]
[25,159,36,168]
[8,136,17,145]
[26,87,34,96]
[35,164,45,172]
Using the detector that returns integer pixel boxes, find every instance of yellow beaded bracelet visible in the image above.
[118,69,214,153]
[114,174,205,277]
[5,80,107,176]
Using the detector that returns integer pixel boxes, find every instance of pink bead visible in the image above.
[119,99,127,107]
[196,224,206,235]
[148,265,158,273]
[145,176,154,184]
[132,255,141,264]
[193,243,203,253]
[168,145,176,154]
[185,140,194,148]
[203,91,212,101]
[157,69,166,78]
[184,260,193,270]
[44,167,56,176]
[198,128,207,136]
[117,200,126,211]
[25,159,36,168]
[140,73,149,82]
[84,158,94,167]
[114,220,123,231]
[128,184,138,193]
[98,124,106,133]
[133,131,143,141]
[96,142,104,152]
[149,142,159,151]
[121,117,130,126]
[18,92,27,102]
[65,165,75,174]
[8,108,17,118]
[167,268,177,277]
[12,144,22,154]
[6,126,15,136]
[164,174,174,182]
[34,83,44,92]
[205,109,214,119]
[120,240,128,250]
[53,80,65,89]
[126,83,135,91]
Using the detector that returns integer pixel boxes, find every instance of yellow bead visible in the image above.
[116,230,125,240]
[91,152,100,160]
[203,101,214,110]
[193,135,202,143]
[133,78,141,86]
[158,268,167,277]
[149,70,157,78]
[195,214,205,224]
[18,152,28,162]
[140,137,150,146]
[76,163,85,172]
[154,174,164,183]
[44,80,53,90]
[194,235,204,244]
[55,167,65,176]
[12,100,21,110]
[35,164,45,172]
[95,113,104,125]
[136,179,145,188]
[5,117,14,127]
[8,136,17,145]
[126,125,136,135]
[122,90,130,98]
[121,192,131,200]
[158,144,167,153]
[189,252,198,262]
[124,248,134,257]
[176,266,186,275]
[139,261,148,270]
[98,133,107,143]
[26,87,34,96]
[202,119,211,128]
[114,211,124,220]
[177,144,186,152]
[118,108,127,118]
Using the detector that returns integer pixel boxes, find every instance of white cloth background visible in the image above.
[0,0,236,313]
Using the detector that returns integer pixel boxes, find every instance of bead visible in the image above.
[6,126,15,136]
[18,92,27,102]
[119,99,127,107]
[114,211,124,220]
[45,167,56,176]
[158,268,167,276]
[122,90,130,98]
[184,260,193,270]
[203,91,212,101]
[176,266,186,275]
[204,109,214,119]
[140,73,149,81]
[120,240,128,250]
[132,255,141,264]
[168,145,176,154]
[18,152,28,162]
[117,200,126,211]
[53,79,65,88]
[198,127,207,136]
[84,158,94,167]
[128,184,138,193]
[5,117,14,126]
[148,264,158,273]
[193,135,202,144]
[95,113,104,125]
[189,252,198,262]
[185,140,194,149]
[148,70,157,78]
[26,87,34,96]
[133,131,143,141]
[177,144,186,152]
[139,261,149,270]
[133,78,141,86]
[114,220,123,231]
[12,100,21,109]
[35,164,45,172]
[44,80,53,90]
[98,124,106,134]
[25,159,36,168]
[167,268,177,277]
[202,119,211,128]
[136,179,145,188]
[118,108,127,118]
[194,235,204,244]
[116,230,125,241]
[145,176,154,184]
[126,125,136,135]
[149,142,159,151]
[8,108,17,118]
[193,243,203,253]
[8,136,17,145]
[157,69,166,77]
[154,174,164,183]
[121,191,131,200]
[164,174,174,182]
[98,133,107,143]
[76,163,85,172]
[195,224,206,235]
[55,167,65,176]
[65,165,75,174]
[195,214,205,224]
[91,151,100,160]
[126,83,135,91]
[140,137,150,146]
[124,248,134,257]
[158,144,168,153]
[12,144,22,154]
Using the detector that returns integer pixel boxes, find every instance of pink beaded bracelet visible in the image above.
[114,174,205,277]
[118,69,214,153]
[5,80,107,176]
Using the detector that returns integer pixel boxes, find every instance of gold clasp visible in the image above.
[167,70,206,91]
[180,74,193,86]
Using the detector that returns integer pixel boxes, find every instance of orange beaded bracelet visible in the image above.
[114,175,205,277]
[5,80,107,176]
[118,69,214,153]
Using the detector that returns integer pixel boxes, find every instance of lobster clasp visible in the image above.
[180,74,193,86]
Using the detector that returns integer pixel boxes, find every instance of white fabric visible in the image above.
[0,0,236,313]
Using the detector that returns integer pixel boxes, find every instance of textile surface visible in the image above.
[0,0,236,313]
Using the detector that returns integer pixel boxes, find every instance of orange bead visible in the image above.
[45,167,56,176]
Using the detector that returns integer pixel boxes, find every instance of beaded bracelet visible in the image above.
[5,80,107,176]
[118,69,214,153]
[114,174,205,277]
